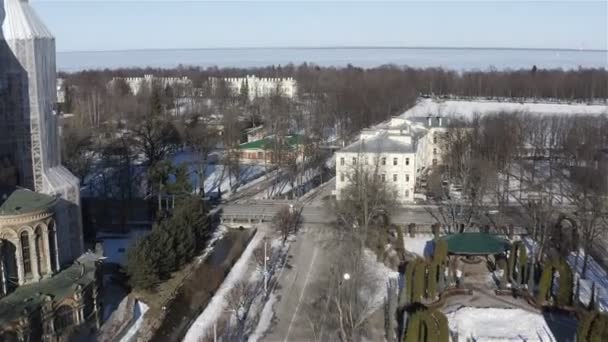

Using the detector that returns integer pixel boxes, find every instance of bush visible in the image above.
[537,263,554,305]
[427,261,439,300]
[412,261,428,303]
[400,260,418,306]
[433,239,448,263]
[404,307,449,342]
[404,312,421,342]
[556,259,573,307]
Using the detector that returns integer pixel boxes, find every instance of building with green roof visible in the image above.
[238,135,305,164]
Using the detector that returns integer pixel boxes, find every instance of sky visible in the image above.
[30,1,608,52]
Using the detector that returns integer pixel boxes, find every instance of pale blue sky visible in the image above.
[31,1,608,52]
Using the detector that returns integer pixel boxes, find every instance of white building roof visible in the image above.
[399,98,607,119]
[2,0,54,40]
[341,133,415,154]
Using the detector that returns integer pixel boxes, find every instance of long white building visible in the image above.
[210,75,297,100]
[110,74,193,95]
[336,98,607,204]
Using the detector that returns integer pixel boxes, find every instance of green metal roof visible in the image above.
[0,189,56,216]
[239,135,304,150]
[440,232,511,255]
[0,256,98,325]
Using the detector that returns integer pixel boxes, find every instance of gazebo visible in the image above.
[440,232,511,256]
[439,232,512,288]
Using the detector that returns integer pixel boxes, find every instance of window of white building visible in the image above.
[393,174,397,182]
[340,173,345,182]
[406,174,410,182]
[393,158,398,165]
[364,157,368,165]
[433,148,437,155]
[405,158,410,165]
[405,189,410,197]
[340,157,345,166]
[381,157,386,165]
[352,157,357,165]
[381,174,386,182]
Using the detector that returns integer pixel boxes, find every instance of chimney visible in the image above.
[427,115,432,127]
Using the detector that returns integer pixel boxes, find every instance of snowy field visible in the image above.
[183,233,263,342]
[403,234,435,257]
[172,150,266,198]
[446,307,556,342]
[363,249,400,311]
[98,230,151,265]
[522,237,608,312]
[567,250,608,311]
[400,98,607,119]
[119,301,149,342]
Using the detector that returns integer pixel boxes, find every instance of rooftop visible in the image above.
[0,189,56,216]
[239,134,304,150]
[0,253,99,325]
[440,232,511,255]
[341,133,415,154]
[399,98,607,120]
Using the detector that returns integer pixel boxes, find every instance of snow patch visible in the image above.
[119,301,149,342]
[403,234,434,257]
[446,307,556,342]
[182,232,262,342]
[247,293,277,342]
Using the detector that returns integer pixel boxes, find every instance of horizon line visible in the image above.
[57,45,608,54]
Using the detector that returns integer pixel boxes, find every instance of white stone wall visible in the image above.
[335,151,417,203]
[211,75,297,100]
[415,127,447,173]
[112,74,192,95]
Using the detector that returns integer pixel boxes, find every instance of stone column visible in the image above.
[28,233,40,281]
[14,239,25,285]
[0,241,6,296]
[52,229,60,272]
[41,226,52,277]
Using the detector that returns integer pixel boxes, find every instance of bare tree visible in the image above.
[272,206,302,243]
[181,113,218,197]
[334,153,398,233]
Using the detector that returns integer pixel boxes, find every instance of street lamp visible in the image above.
[343,273,351,281]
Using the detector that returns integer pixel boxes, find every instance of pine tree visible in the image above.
[126,237,161,290]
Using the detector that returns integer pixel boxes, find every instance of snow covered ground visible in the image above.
[403,234,435,257]
[363,249,400,311]
[567,250,608,311]
[182,232,263,342]
[446,307,556,342]
[119,301,149,342]
[172,150,266,198]
[98,230,151,265]
[399,98,608,119]
[522,237,608,312]
[247,294,277,342]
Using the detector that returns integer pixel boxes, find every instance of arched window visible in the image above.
[54,305,75,334]
[20,232,31,276]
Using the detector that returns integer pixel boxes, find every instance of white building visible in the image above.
[336,127,418,204]
[336,97,608,204]
[210,75,297,101]
[110,74,192,95]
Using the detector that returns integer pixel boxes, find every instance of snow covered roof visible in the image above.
[341,133,415,154]
[2,0,54,40]
[399,98,608,119]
